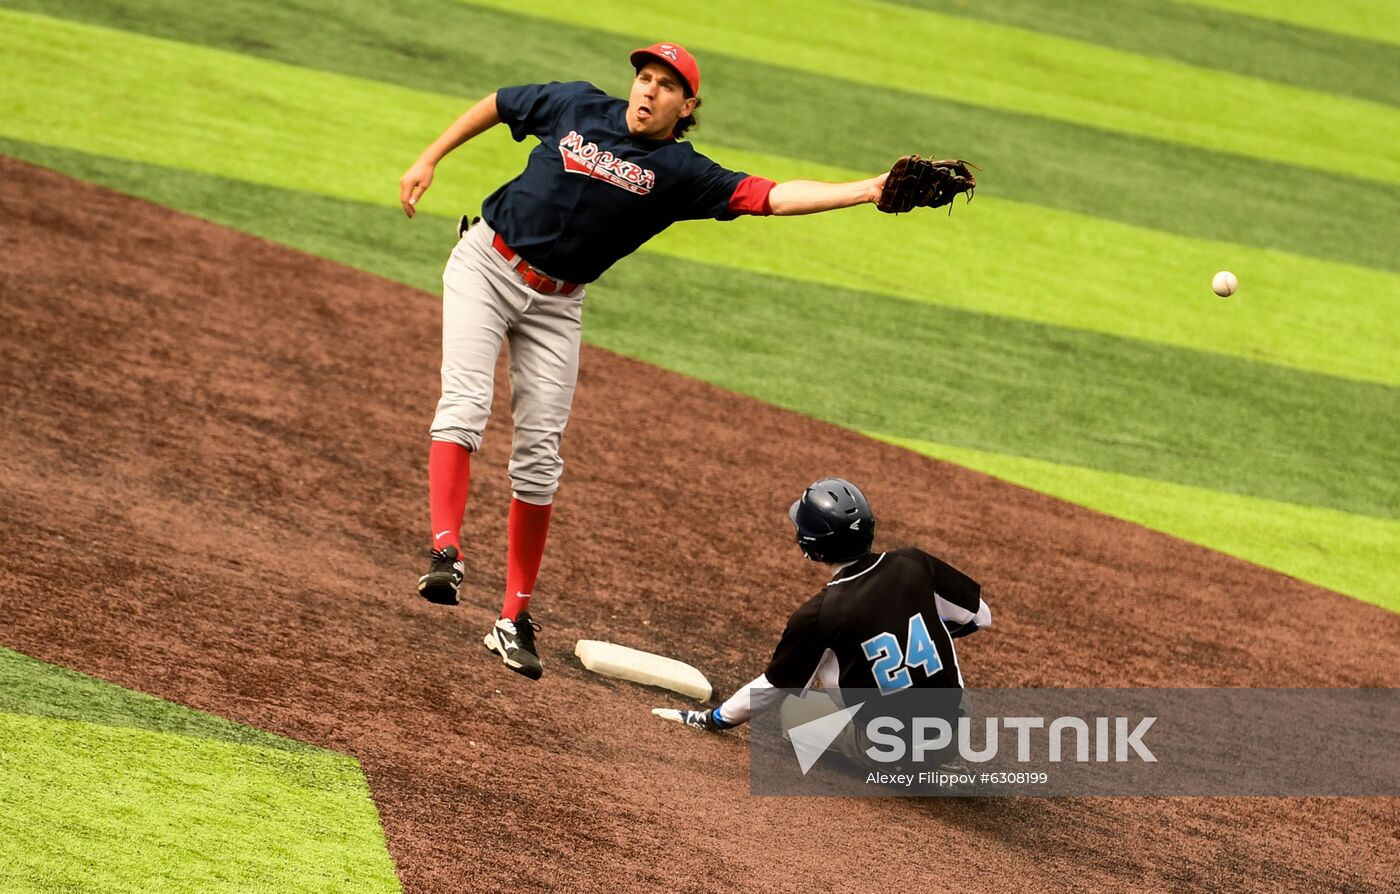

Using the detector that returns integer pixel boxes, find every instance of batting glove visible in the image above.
[651,707,731,732]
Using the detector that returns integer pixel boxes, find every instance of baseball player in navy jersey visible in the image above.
[399,44,903,681]
[653,478,991,741]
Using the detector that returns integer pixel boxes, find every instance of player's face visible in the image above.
[627,62,697,139]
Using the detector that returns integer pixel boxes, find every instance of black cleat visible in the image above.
[483,611,544,680]
[417,545,465,605]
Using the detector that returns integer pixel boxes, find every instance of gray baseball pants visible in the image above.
[431,220,585,506]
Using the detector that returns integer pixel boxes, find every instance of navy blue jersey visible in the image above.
[482,81,751,284]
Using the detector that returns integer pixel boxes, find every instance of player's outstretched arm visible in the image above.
[767,173,889,216]
[651,707,735,732]
[653,599,825,733]
[652,673,787,732]
[398,92,502,218]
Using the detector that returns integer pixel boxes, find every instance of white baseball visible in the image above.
[1212,270,1238,297]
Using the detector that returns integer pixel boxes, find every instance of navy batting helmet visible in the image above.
[789,478,876,563]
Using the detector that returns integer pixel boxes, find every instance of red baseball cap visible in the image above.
[630,42,701,97]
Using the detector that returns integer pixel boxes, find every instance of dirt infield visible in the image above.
[2,156,1396,892]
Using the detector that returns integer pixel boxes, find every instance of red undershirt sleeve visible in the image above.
[726,175,777,216]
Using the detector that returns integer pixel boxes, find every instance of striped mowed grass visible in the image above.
[0,0,1394,610]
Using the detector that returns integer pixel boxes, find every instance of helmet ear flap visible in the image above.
[790,498,818,560]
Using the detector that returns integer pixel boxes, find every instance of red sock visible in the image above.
[502,498,552,620]
[428,440,471,552]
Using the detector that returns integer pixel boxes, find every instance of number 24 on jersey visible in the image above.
[861,612,943,694]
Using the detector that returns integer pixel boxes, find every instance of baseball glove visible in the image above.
[877,156,979,214]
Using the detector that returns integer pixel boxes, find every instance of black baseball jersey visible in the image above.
[763,548,984,694]
[483,81,756,283]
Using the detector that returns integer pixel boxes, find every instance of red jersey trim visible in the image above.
[727,175,777,216]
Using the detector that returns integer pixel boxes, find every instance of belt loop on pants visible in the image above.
[491,232,580,297]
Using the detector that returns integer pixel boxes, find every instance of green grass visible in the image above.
[0,650,399,893]
[884,0,1400,107]
[466,0,1400,182]
[0,716,400,893]
[587,252,1400,522]
[0,10,475,202]
[11,0,1400,275]
[1,13,1396,387]
[654,148,1400,387]
[1175,0,1400,45]
[872,436,1400,613]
